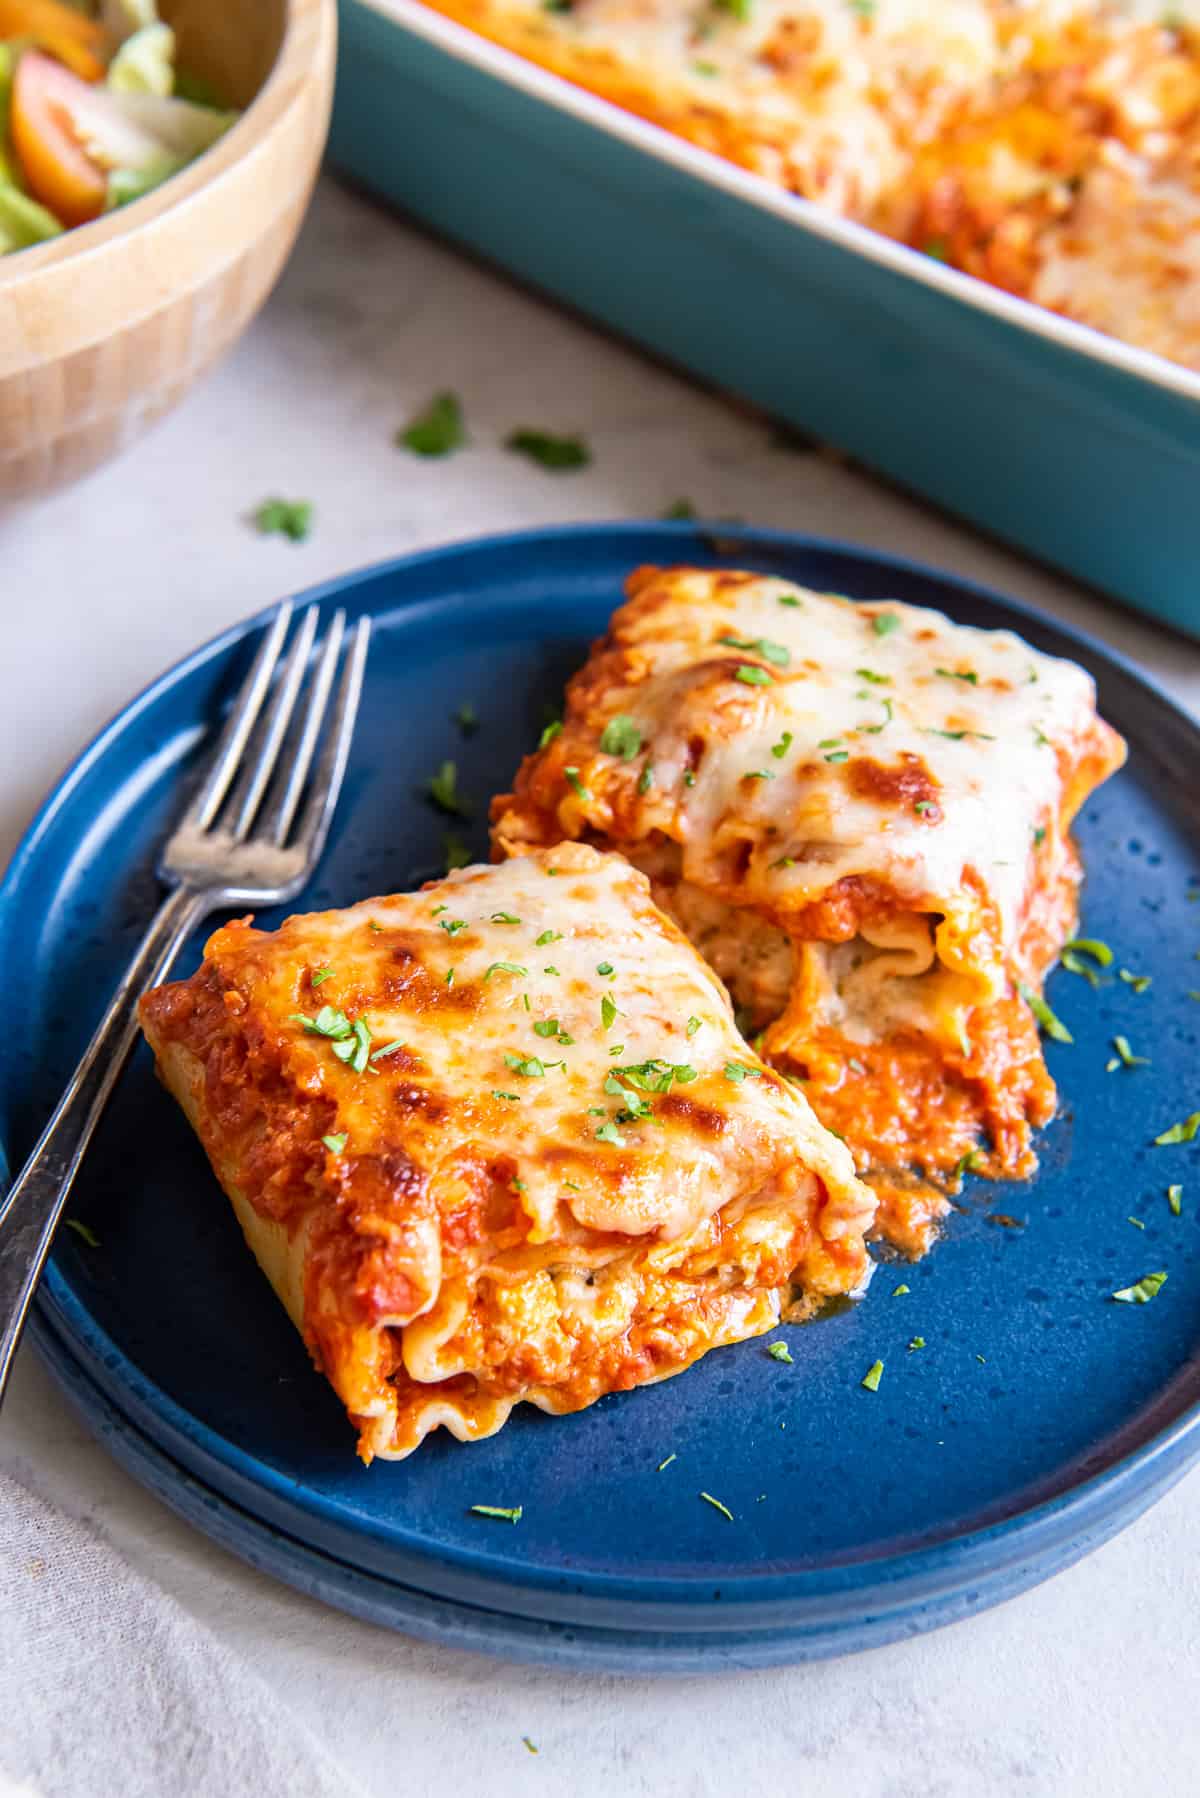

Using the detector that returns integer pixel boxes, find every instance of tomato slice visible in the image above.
[0,0,105,80]
[10,51,107,229]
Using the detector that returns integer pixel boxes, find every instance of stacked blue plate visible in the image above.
[6,527,1200,1671]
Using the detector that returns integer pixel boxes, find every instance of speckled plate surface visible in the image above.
[5,525,1200,1667]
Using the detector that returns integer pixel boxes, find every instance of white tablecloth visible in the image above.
[3,176,1200,1798]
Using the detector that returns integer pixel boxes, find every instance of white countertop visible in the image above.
[5,176,1200,1798]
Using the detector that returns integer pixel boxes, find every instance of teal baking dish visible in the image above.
[329,0,1200,638]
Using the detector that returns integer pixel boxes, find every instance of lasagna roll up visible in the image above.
[492,568,1126,1252]
[139,844,875,1462]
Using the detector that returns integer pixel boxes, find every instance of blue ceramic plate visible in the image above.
[6,525,1200,1667]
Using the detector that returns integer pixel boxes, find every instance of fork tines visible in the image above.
[184,601,370,855]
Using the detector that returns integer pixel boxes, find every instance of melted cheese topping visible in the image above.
[492,567,1125,1245]
[415,0,1200,367]
[139,843,875,1460]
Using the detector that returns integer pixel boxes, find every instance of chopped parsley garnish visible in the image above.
[253,497,313,543]
[1033,826,1046,846]
[469,1504,523,1522]
[746,769,774,782]
[322,1133,348,1154]
[1065,938,1113,968]
[723,1062,761,1083]
[610,1059,697,1096]
[892,1283,910,1296]
[609,1044,624,1057]
[445,968,455,987]
[535,929,562,946]
[686,1016,702,1037]
[777,593,802,608]
[439,917,468,935]
[1061,950,1103,988]
[563,766,590,800]
[635,764,654,798]
[368,921,383,933]
[505,428,590,470]
[847,0,876,17]
[544,965,560,976]
[1168,1184,1183,1215]
[455,702,478,735]
[683,771,697,787]
[522,1738,539,1756]
[443,834,471,872]
[1111,1271,1168,1304]
[871,612,900,637]
[504,1052,549,1078]
[492,1091,521,1102]
[767,1341,793,1363]
[397,391,467,456]
[657,1452,677,1471]
[370,1039,407,1062]
[860,698,894,735]
[914,799,936,816]
[1018,982,1073,1044]
[734,665,772,686]
[936,667,978,684]
[311,967,334,986]
[290,1004,353,1040]
[595,1120,625,1146]
[65,1219,100,1248]
[923,728,995,742]
[331,1019,372,1073]
[661,498,696,518]
[600,714,643,759]
[484,961,528,981]
[601,994,619,1031]
[860,1359,884,1391]
[953,1148,983,1179]
[1107,1035,1150,1072]
[427,759,470,816]
[855,667,890,685]
[596,962,615,977]
[908,1337,926,1351]
[1154,1113,1200,1145]
[699,1491,734,1521]
[719,632,790,667]
[491,911,521,925]
[824,750,849,764]
[1119,967,1152,993]
[533,1018,561,1038]
[1033,727,1050,747]
[539,719,562,749]
[770,731,794,759]
[1129,1216,1145,1230]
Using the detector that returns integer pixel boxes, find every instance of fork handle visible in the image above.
[0,884,212,1409]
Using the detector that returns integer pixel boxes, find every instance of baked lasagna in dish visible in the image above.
[491,567,1126,1253]
[139,843,875,1461]
[415,0,1200,370]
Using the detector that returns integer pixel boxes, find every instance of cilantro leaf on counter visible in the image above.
[397,391,467,457]
[506,428,590,471]
[252,498,313,543]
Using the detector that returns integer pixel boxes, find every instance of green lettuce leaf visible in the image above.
[0,184,63,252]
[107,22,175,97]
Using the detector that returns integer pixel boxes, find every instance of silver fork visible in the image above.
[0,601,370,1408]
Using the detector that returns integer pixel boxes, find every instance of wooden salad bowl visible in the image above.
[0,0,336,499]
